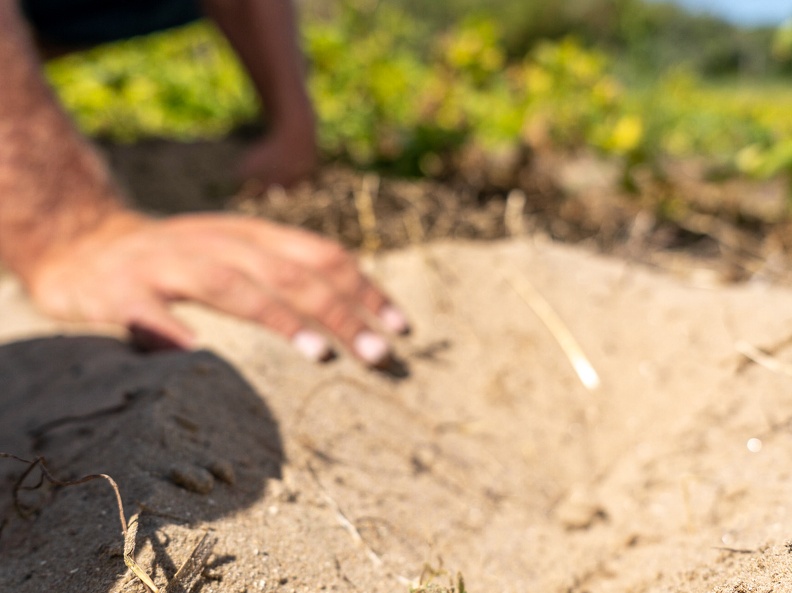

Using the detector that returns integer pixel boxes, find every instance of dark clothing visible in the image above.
[20,0,203,45]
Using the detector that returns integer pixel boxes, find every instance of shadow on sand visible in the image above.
[0,335,282,592]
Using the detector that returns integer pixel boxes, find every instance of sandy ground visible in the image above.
[3,237,792,592]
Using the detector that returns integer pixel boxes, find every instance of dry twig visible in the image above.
[500,264,601,391]
[306,462,384,569]
[504,189,527,237]
[1,452,126,531]
[354,173,382,253]
[1,452,214,593]
[735,340,792,377]
[306,461,414,586]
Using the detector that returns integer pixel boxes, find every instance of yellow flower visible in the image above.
[609,115,643,153]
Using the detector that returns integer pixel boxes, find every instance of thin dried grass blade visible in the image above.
[124,513,159,593]
[504,189,527,237]
[163,532,217,593]
[735,341,792,377]
[502,265,601,391]
[125,555,159,593]
[354,173,382,253]
[307,463,384,568]
[123,513,140,558]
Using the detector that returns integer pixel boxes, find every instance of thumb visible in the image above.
[126,300,196,352]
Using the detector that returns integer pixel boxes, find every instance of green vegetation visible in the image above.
[45,23,256,142]
[43,1,792,190]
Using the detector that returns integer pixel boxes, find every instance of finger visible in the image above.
[148,220,400,362]
[157,261,333,362]
[224,220,410,333]
[129,324,190,352]
[312,253,409,335]
[322,256,409,334]
[124,299,196,352]
[378,303,411,335]
[256,261,392,365]
[182,248,392,364]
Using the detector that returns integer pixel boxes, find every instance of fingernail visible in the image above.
[379,305,410,334]
[292,330,331,362]
[353,331,390,365]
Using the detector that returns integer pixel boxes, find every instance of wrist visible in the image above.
[268,97,316,137]
[13,207,149,289]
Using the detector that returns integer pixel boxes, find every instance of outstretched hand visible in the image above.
[23,212,408,365]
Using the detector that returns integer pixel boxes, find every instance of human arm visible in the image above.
[203,0,318,186]
[0,2,137,281]
[0,2,407,364]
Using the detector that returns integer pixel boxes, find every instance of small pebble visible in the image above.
[171,464,215,494]
[555,487,608,530]
[747,438,762,453]
[207,459,236,485]
[202,568,223,581]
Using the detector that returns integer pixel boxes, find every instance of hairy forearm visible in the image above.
[0,2,131,282]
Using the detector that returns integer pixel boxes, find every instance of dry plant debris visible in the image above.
[1,452,215,593]
[500,263,601,391]
[226,161,792,288]
[735,341,792,377]
[410,571,468,593]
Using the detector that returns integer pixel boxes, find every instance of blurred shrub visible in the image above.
[44,6,792,186]
[522,37,629,150]
[46,22,257,141]
[304,3,434,170]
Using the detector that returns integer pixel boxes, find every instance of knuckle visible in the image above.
[317,247,369,297]
[257,305,301,336]
[271,261,311,292]
[238,293,271,320]
[238,294,301,336]
[202,266,243,299]
[317,243,354,273]
[362,288,387,312]
[121,299,150,324]
[312,295,361,339]
[82,305,109,324]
